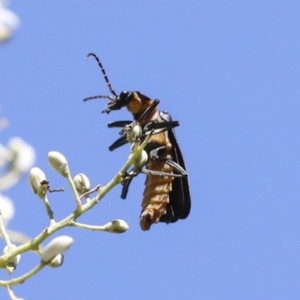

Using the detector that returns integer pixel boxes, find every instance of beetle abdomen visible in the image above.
[140,159,174,231]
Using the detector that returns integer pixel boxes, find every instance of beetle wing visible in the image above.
[159,111,191,223]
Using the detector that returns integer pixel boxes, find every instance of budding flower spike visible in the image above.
[48,151,70,177]
[41,236,74,265]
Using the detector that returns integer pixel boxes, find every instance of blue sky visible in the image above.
[1,1,300,299]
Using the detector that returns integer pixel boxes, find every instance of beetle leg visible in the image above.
[107,120,132,128]
[151,156,188,176]
[108,135,128,151]
[141,169,183,177]
[164,159,188,176]
[148,145,166,159]
[143,121,180,136]
[149,146,188,176]
[120,177,133,199]
[136,99,160,123]
[120,168,140,199]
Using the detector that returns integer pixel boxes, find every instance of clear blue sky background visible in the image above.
[1,1,300,299]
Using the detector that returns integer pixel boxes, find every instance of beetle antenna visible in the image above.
[83,95,115,102]
[85,53,118,97]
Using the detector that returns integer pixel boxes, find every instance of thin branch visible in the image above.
[70,221,109,232]
[0,263,45,287]
[79,184,101,199]
[41,195,55,225]
[0,209,11,247]
[65,172,82,209]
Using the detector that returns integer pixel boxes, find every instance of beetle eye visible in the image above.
[119,91,128,99]
[118,91,133,105]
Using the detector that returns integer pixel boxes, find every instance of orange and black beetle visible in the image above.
[84,53,191,230]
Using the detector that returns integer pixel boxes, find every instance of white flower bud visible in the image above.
[134,150,148,171]
[8,137,36,174]
[0,193,14,226]
[48,253,64,268]
[0,143,8,165]
[48,151,69,177]
[0,6,20,43]
[73,173,90,195]
[41,236,74,264]
[29,167,48,198]
[0,139,35,191]
[105,219,129,234]
[3,244,21,273]
[128,124,142,143]
[133,124,142,137]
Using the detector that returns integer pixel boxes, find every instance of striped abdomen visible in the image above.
[140,130,174,231]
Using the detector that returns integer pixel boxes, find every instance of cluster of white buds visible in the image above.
[0,138,35,245]
[29,152,76,222]
[0,0,20,43]
[0,145,132,298]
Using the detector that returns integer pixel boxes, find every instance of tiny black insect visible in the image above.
[84,53,191,230]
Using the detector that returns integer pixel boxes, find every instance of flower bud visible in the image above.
[8,137,36,174]
[0,193,14,226]
[48,151,69,177]
[128,124,142,142]
[0,6,20,43]
[29,167,48,198]
[3,244,21,273]
[48,253,64,268]
[41,236,73,264]
[134,150,148,171]
[105,219,129,233]
[73,173,90,195]
[0,143,8,164]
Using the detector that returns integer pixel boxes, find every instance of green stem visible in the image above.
[0,263,45,287]
[70,221,108,232]
[0,135,151,269]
